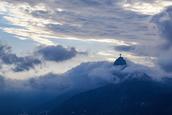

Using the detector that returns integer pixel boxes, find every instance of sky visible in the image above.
[0,0,172,80]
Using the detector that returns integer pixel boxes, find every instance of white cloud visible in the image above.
[0,0,158,42]
[1,60,161,93]
[123,0,172,15]
[0,0,171,74]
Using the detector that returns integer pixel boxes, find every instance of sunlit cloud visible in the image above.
[123,0,172,15]
[0,1,63,45]
[0,0,170,76]
[0,1,136,46]
[3,27,56,45]
[0,1,156,45]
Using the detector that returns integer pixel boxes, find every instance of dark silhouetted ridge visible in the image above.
[114,54,127,66]
[51,78,172,115]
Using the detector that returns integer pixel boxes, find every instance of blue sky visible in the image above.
[0,0,172,79]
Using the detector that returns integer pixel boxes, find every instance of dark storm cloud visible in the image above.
[0,45,41,72]
[0,44,82,72]
[36,45,78,62]
[12,57,42,72]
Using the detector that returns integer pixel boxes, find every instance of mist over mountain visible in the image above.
[0,0,172,115]
[0,58,169,115]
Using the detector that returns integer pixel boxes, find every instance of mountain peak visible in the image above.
[114,54,127,66]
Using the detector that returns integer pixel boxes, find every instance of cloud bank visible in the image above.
[0,59,163,114]
[1,60,159,94]
[153,6,172,45]
[0,0,158,42]
[1,0,171,71]
[152,6,172,73]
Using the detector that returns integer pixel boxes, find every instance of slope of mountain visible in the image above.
[0,61,170,115]
[51,77,172,115]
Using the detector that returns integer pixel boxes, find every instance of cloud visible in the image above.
[0,0,171,73]
[0,0,156,42]
[0,44,82,72]
[0,76,5,89]
[35,60,163,94]
[16,61,116,93]
[123,0,172,15]
[0,45,41,72]
[114,44,160,58]
[0,0,164,68]
[0,59,161,114]
[12,57,42,72]
[1,60,157,92]
[157,48,172,73]
[152,6,172,73]
[36,45,78,62]
[0,0,163,68]
[115,45,136,52]
[152,6,172,45]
